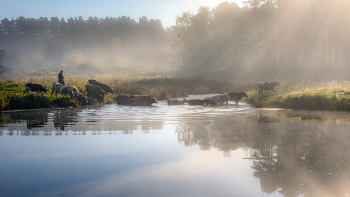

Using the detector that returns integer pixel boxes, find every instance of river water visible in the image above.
[1,94,350,197]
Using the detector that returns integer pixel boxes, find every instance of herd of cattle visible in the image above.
[23,80,280,106]
[24,79,112,106]
[165,92,246,106]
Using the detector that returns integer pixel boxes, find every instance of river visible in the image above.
[1,94,350,197]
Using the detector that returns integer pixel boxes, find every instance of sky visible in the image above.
[0,0,244,28]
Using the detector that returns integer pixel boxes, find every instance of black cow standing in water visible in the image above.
[24,83,47,94]
[227,92,248,104]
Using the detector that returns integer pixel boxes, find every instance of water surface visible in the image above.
[1,95,350,197]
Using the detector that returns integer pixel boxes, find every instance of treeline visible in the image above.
[0,15,175,74]
[173,0,350,80]
[0,15,172,50]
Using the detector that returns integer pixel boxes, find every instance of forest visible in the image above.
[1,0,350,81]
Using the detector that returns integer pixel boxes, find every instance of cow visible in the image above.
[51,83,73,98]
[116,95,158,106]
[205,94,229,105]
[257,81,280,96]
[23,83,47,94]
[67,84,88,105]
[116,95,129,105]
[86,84,105,102]
[88,79,113,94]
[228,92,248,104]
[221,94,229,104]
[188,99,207,106]
[167,99,189,105]
[128,95,158,106]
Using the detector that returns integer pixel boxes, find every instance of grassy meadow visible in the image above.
[246,81,350,111]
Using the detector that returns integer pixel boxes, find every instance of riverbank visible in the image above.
[246,81,350,111]
[0,79,116,111]
[2,76,350,112]
[0,77,256,111]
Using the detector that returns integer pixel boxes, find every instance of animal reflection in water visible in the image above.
[257,114,280,123]
[188,99,206,105]
[27,120,46,129]
[116,95,158,106]
[167,99,189,105]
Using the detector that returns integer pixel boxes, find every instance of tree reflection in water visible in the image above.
[175,110,350,197]
[1,107,350,196]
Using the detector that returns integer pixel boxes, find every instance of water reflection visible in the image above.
[0,106,166,135]
[174,109,350,196]
[1,103,350,196]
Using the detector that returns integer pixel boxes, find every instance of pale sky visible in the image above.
[0,0,244,28]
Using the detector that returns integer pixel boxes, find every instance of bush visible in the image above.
[51,98,77,108]
[5,95,51,110]
[0,96,4,111]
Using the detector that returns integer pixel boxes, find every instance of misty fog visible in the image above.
[1,0,350,81]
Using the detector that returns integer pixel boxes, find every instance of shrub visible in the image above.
[5,94,51,110]
[51,98,77,108]
[0,96,4,111]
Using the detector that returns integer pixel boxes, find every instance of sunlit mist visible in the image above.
[1,0,350,81]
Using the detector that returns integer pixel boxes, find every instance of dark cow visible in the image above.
[221,94,229,105]
[128,95,158,106]
[116,95,129,105]
[116,95,158,106]
[188,99,207,106]
[88,79,113,94]
[86,84,105,102]
[67,84,88,105]
[205,94,229,105]
[228,92,248,104]
[167,99,189,105]
[24,83,47,94]
[51,83,73,98]
[257,81,280,96]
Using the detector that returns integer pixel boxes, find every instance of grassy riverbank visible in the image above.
[2,74,350,112]
[0,76,255,111]
[246,81,350,111]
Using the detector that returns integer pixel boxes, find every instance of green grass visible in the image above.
[247,82,350,111]
[0,79,79,111]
